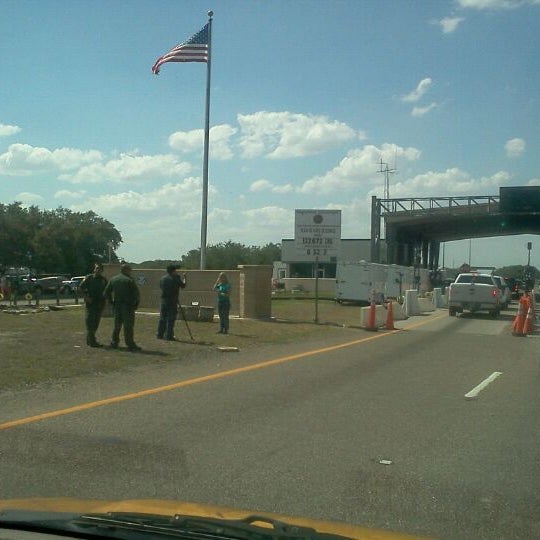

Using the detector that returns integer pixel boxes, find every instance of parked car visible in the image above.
[34,276,67,294]
[6,274,38,295]
[492,275,510,309]
[60,276,86,294]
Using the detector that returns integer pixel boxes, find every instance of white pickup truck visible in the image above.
[448,273,501,318]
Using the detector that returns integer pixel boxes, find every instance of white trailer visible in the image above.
[335,261,429,304]
[335,261,388,304]
[385,265,413,299]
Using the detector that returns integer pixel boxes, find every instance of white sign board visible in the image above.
[294,209,341,262]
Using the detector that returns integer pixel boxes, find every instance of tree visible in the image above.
[495,265,539,279]
[134,241,282,270]
[0,203,122,276]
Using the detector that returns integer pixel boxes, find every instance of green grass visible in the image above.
[0,300,366,392]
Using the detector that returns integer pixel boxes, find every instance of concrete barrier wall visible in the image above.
[403,290,420,316]
[238,265,273,319]
[391,301,407,320]
[432,288,444,308]
[360,305,387,327]
[417,297,436,312]
[359,301,407,328]
[103,264,272,319]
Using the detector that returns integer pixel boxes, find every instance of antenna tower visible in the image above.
[378,158,396,200]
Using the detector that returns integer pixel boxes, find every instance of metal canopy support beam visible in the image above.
[370,196,381,263]
[371,193,539,268]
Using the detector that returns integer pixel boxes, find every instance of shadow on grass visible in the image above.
[171,339,216,346]
[104,346,170,357]
[269,318,347,327]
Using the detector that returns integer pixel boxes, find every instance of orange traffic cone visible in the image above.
[385,300,396,330]
[512,295,527,336]
[365,299,378,332]
[525,295,535,334]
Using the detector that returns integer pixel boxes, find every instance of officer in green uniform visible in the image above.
[79,262,107,347]
[103,264,141,352]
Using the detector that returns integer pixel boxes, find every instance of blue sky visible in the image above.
[1,0,539,268]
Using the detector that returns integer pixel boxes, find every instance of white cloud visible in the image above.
[70,178,208,260]
[241,206,292,227]
[202,205,293,248]
[250,179,273,192]
[380,168,511,198]
[209,125,237,159]
[528,178,540,185]
[54,189,87,199]
[0,123,21,137]
[168,129,203,153]
[411,102,438,117]
[357,130,368,141]
[59,153,192,184]
[102,183,205,261]
[437,16,465,33]
[272,184,295,194]
[504,138,526,158]
[14,192,44,204]
[72,177,202,213]
[0,143,102,176]
[209,208,234,222]
[401,78,433,103]
[299,144,421,195]
[250,178,295,194]
[168,124,237,160]
[457,0,539,9]
[237,111,356,159]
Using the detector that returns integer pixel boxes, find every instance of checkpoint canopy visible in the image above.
[294,209,341,263]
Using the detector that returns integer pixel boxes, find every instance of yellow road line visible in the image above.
[0,314,445,431]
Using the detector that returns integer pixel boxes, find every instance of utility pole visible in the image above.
[525,241,534,292]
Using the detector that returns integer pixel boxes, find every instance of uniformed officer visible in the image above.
[79,262,107,347]
[157,264,186,341]
[103,264,141,352]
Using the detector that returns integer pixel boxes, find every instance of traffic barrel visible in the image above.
[365,299,378,332]
[525,295,536,334]
[385,300,396,330]
[512,295,527,337]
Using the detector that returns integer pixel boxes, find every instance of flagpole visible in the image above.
[200,10,213,270]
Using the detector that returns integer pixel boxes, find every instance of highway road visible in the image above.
[1,307,539,539]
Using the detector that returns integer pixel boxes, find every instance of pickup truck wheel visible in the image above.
[449,307,457,316]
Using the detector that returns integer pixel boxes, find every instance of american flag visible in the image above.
[152,23,209,75]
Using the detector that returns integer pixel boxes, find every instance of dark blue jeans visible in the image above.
[157,301,178,339]
[218,298,230,332]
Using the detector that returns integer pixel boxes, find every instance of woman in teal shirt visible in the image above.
[214,272,231,334]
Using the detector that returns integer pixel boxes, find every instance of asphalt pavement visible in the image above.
[1,305,539,539]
